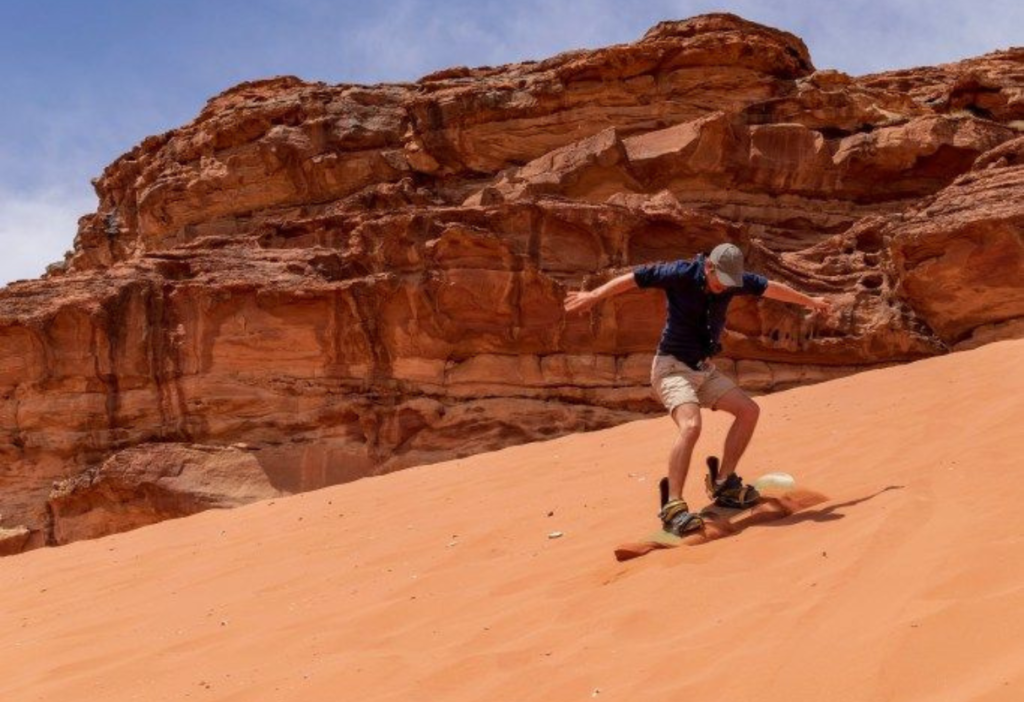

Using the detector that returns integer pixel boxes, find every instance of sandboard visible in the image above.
[613,457,827,562]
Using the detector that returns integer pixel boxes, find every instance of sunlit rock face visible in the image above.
[2,14,1021,551]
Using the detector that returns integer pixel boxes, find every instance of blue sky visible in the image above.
[1,0,1021,286]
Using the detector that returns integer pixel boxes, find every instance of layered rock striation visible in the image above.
[2,14,1022,552]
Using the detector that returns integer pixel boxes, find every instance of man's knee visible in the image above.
[738,397,760,425]
[672,404,702,439]
[718,390,760,424]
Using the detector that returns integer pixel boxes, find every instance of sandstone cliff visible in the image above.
[1,14,1021,552]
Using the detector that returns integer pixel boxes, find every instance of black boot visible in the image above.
[659,498,704,536]
[705,456,760,509]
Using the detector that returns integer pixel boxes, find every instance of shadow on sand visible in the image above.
[765,484,906,527]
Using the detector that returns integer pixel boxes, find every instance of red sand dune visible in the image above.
[1,339,1022,701]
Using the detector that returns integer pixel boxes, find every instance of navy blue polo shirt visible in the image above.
[633,254,768,367]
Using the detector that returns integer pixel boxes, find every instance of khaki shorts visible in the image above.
[650,354,737,414]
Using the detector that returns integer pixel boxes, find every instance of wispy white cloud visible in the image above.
[0,186,94,288]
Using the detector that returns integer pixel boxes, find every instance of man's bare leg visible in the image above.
[667,403,702,500]
[713,388,761,479]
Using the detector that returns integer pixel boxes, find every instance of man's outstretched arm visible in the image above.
[564,271,638,314]
[763,281,831,314]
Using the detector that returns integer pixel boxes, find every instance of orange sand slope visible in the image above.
[2,339,1022,702]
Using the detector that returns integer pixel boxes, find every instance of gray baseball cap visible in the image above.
[708,243,745,287]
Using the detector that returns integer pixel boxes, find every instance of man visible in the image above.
[564,243,831,536]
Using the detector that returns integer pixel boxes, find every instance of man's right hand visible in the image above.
[564,290,599,314]
[808,296,832,315]
[563,272,638,315]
